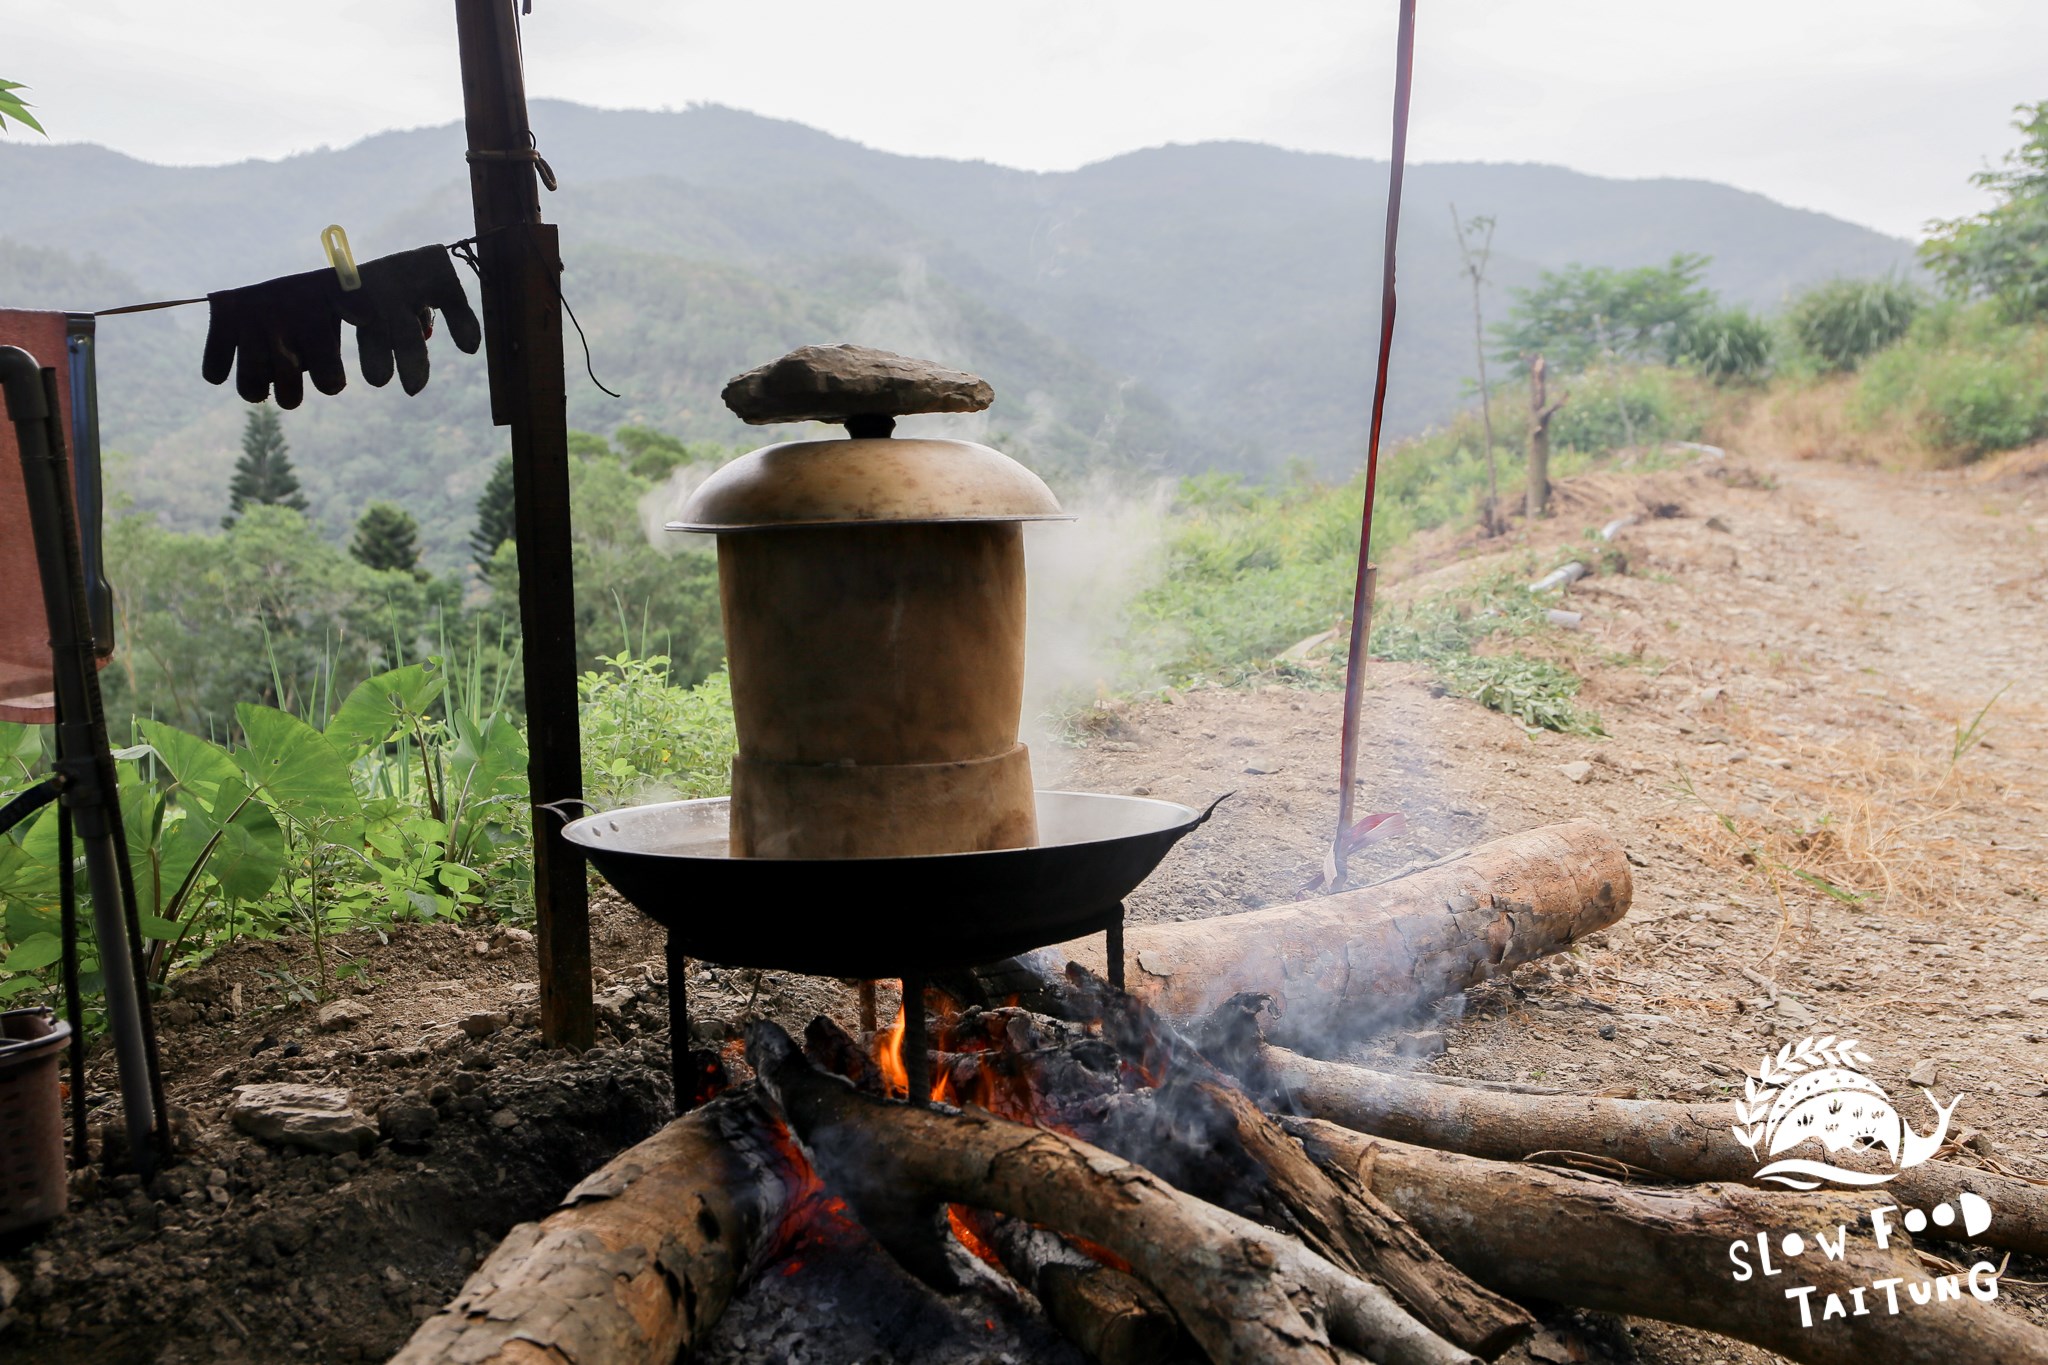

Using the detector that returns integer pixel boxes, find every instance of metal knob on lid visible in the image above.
[675,346,1063,860]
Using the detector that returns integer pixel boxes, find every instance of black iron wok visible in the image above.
[563,790,1214,977]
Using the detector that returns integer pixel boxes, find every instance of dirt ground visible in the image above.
[5,442,2046,1364]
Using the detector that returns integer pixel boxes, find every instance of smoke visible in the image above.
[637,461,722,552]
[1020,474,1178,785]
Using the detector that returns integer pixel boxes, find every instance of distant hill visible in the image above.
[0,102,1916,563]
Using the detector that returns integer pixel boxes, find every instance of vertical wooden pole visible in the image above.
[454,0,592,1049]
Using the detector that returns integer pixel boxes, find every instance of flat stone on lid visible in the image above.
[722,344,995,425]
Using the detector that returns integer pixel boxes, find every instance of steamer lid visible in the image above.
[671,437,1067,532]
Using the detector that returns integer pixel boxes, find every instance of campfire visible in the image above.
[394,348,2048,1365]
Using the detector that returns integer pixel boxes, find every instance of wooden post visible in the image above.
[1524,353,1564,520]
[454,0,592,1049]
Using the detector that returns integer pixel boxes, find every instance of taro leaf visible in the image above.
[235,704,363,844]
[137,913,182,941]
[0,720,41,786]
[136,719,244,815]
[0,805,63,903]
[120,783,180,920]
[1,932,61,972]
[4,899,57,946]
[326,663,445,756]
[206,813,286,904]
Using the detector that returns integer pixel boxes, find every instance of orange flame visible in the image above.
[948,1205,1003,1268]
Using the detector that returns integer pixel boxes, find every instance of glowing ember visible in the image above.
[947,1205,1003,1269]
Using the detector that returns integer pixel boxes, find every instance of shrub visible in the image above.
[579,653,737,804]
[1854,304,2048,459]
[1787,277,1922,372]
[1672,307,1774,382]
[1549,365,1706,454]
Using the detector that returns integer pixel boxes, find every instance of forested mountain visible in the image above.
[0,101,1915,563]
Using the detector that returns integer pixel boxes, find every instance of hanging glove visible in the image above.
[337,246,483,396]
[201,269,347,409]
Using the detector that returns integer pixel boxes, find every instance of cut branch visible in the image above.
[1297,1120,2048,1365]
[990,1219,1187,1365]
[747,1019,1477,1365]
[390,1089,796,1365]
[960,821,1630,1046]
[1264,1043,2048,1255]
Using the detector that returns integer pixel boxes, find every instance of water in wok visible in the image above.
[563,790,1215,977]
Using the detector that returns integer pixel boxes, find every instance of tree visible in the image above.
[223,406,308,528]
[471,454,515,576]
[351,502,422,574]
[1923,100,2048,320]
[1450,204,1503,535]
[1525,355,1566,519]
[1494,254,1714,374]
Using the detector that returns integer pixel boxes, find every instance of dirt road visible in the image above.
[1061,446,2048,1361]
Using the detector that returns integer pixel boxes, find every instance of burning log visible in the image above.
[1295,1120,2048,1365]
[747,1019,1480,1365]
[390,1089,798,1365]
[990,1220,1187,1365]
[961,821,1629,1045]
[1261,1043,2048,1256]
[1071,968,1534,1359]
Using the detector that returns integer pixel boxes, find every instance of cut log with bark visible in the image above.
[990,1220,1187,1365]
[390,1089,797,1365]
[747,1019,1478,1365]
[1296,1120,2048,1365]
[1263,1043,2048,1255]
[1070,967,1534,1359]
[956,820,1630,1046]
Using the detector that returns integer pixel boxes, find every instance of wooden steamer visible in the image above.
[676,345,1067,859]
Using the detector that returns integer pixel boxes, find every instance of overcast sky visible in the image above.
[9,0,2043,239]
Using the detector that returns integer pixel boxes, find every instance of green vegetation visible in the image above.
[471,455,515,576]
[1854,303,2048,456]
[1784,276,1922,373]
[351,502,423,574]
[1672,306,1774,382]
[1923,100,2048,321]
[222,406,307,528]
[0,79,43,136]
[579,654,737,806]
[1494,254,1714,372]
[0,651,532,1009]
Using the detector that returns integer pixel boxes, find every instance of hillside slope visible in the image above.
[0,102,1915,560]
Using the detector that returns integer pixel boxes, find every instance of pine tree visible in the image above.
[222,406,308,529]
[471,454,516,576]
[350,502,422,574]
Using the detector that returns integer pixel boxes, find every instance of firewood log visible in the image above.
[990,1220,1188,1365]
[746,1019,1478,1365]
[1296,1120,2048,1365]
[1069,967,1533,1359]
[390,1089,796,1365]
[957,821,1630,1046]
[1264,1043,2048,1255]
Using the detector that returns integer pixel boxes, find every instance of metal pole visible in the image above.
[453,0,592,1049]
[1106,907,1125,991]
[1,346,157,1174]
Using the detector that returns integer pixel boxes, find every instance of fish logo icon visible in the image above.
[1731,1036,1960,1189]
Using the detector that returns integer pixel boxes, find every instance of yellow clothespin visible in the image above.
[321,224,362,292]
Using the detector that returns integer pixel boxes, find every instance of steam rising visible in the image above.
[1021,475,1178,784]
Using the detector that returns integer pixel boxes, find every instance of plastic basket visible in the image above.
[0,1006,71,1235]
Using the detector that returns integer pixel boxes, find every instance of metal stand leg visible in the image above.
[667,932,691,1114]
[1107,903,1126,991]
[901,971,930,1105]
